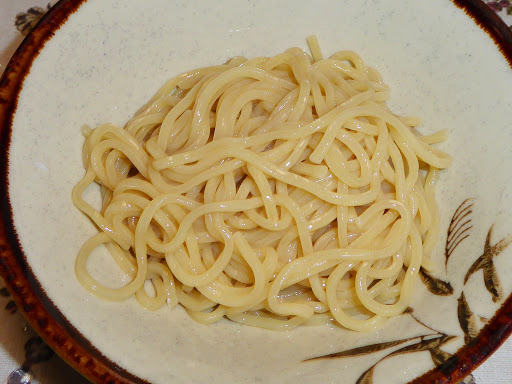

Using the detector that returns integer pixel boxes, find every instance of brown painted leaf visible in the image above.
[483,260,503,303]
[485,224,495,251]
[479,316,490,325]
[464,225,512,288]
[323,335,457,384]
[445,199,473,266]
[384,335,456,358]
[302,336,419,362]
[429,347,452,367]
[464,254,485,284]
[457,292,478,344]
[446,217,472,257]
[419,267,453,296]
[446,230,471,266]
[493,233,512,254]
[354,336,457,384]
[407,311,442,334]
[356,366,375,384]
[359,335,457,378]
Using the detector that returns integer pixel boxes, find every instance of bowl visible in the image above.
[1,0,512,383]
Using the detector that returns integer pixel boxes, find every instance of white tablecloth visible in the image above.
[0,1,511,383]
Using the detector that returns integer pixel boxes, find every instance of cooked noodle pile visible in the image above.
[72,37,451,331]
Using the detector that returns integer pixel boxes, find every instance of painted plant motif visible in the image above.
[464,224,512,303]
[457,292,479,345]
[419,267,453,296]
[416,199,474,297]
[306,333,457,383]
[446,199,474,268]
[302,198,512,384]
[305,332,459,384]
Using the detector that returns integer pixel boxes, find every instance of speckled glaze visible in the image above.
[0,0,511,383]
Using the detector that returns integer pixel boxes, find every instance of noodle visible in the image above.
[72,37,451,332]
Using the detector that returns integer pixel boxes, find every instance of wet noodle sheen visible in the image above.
[73,38,451,331]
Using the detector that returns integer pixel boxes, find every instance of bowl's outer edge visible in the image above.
[0,1,511,384]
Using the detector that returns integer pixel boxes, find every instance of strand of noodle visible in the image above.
[76,233,146,300]
[135,262,178,310]
[184,67,296,148]
[151,96,381,168]
[326,261,386,332]
[72,169,132,249]
[307,35,323,62]
[367,253,404,279]
[421,167,441,269]
[355,226,422,315]
[157,145,382,206]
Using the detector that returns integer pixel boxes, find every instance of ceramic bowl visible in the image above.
[1,0,512,383]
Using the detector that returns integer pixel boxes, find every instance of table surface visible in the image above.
[0,1,511,383]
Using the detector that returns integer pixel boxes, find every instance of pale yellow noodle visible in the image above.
[73,38,450,332]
